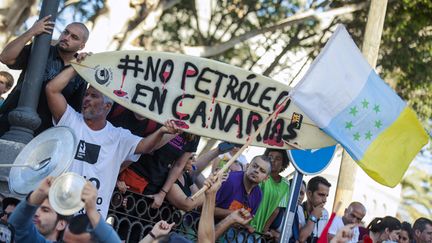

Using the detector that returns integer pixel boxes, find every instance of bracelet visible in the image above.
[149,231,156,239]
[160,188,167,194]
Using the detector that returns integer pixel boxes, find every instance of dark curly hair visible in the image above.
[264,148,290,170]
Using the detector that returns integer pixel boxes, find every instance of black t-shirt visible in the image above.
[174,172,194,197]
[131,134,200,194]
[0,44,86,136]
[107,103,161,137]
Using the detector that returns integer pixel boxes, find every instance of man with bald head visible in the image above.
[328,201,366,243]
[0,15,90,135]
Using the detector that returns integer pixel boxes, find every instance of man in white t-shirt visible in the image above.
[45,56,179,218]
[328,202,366,243]
[298,176,331,243]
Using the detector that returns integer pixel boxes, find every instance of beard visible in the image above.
[57,41,78,54]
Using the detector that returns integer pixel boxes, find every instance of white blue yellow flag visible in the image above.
[291,25,429,187]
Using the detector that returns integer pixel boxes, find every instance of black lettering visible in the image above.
[210,70,228,98]
[117,55,144,77]
[224,108,243,138]
[195,68,212,95]
[181,62,199,90]
[268,119,284,143]
[262,117,273,141]
[283,122,299,140]
[89,177,100,189]
[96,197,103,205]
[190,101,207,127]
[144,56,161,81]
[211,104,231,130]
[246,112,263,141]
[172,94,194,120]
[246,82,260,106]
[238,81,251,102]
[223,75,239,99]
[273,91,290,113]
[159,59,174,83]
[259,87,276,112]
[149,87,167,114]
[132,84,153,108]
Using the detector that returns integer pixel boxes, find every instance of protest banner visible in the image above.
[72,51,336,149]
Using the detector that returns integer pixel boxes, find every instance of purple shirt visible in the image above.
[216,171,262,215]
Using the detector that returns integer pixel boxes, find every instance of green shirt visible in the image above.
[250,176,290,233]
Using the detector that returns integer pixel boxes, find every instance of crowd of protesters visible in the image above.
[0,16,431,243]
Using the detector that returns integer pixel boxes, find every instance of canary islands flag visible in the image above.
[291,25,429,187]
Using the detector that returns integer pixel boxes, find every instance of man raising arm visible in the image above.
[45,60,179,218]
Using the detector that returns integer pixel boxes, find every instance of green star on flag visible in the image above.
[345,121,354,130]
[375,120,382,129]
[349,106,358,116]
[353,132,361,141]
[361,99,369,109]
[365,131,372,140]
[373,104,381,113]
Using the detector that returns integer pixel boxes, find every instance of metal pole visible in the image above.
[280,171,304,242]
[1,0,60,144]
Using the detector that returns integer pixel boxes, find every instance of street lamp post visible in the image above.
[1,0,60,144]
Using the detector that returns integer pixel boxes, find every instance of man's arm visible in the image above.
[215,208,252,239]
[263,207,280,233]
[197,174,222,243]
[0,15,53,65]
[82,182,121,243]
[150,152,190,208]
[45,66,75,123]
[193,147,223,175]
[165,183,204,212]
[299,206,323,242]
[214,207,233,220]
[134,120,179,154]
[139,221,175,243]
[8,176,54,243]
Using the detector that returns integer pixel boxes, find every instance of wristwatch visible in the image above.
[309,215,318,223]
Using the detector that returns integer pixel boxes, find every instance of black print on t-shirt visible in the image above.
[75,140,100,164]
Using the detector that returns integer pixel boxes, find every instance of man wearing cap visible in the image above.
[0,197,19,223]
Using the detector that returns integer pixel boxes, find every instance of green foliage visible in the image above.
[398,163,432,221]
[342,0,432,122]
[380,0,432,122]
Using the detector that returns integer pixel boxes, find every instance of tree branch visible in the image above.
[182,2,367,57]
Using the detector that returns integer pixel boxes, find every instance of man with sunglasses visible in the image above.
[328,201,366,243]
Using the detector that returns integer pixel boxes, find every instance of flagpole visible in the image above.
[332,0,388,215]
[280,171,303,243]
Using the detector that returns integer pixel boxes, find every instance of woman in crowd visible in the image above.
[367,216,401,243]
[399,221,413,243]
